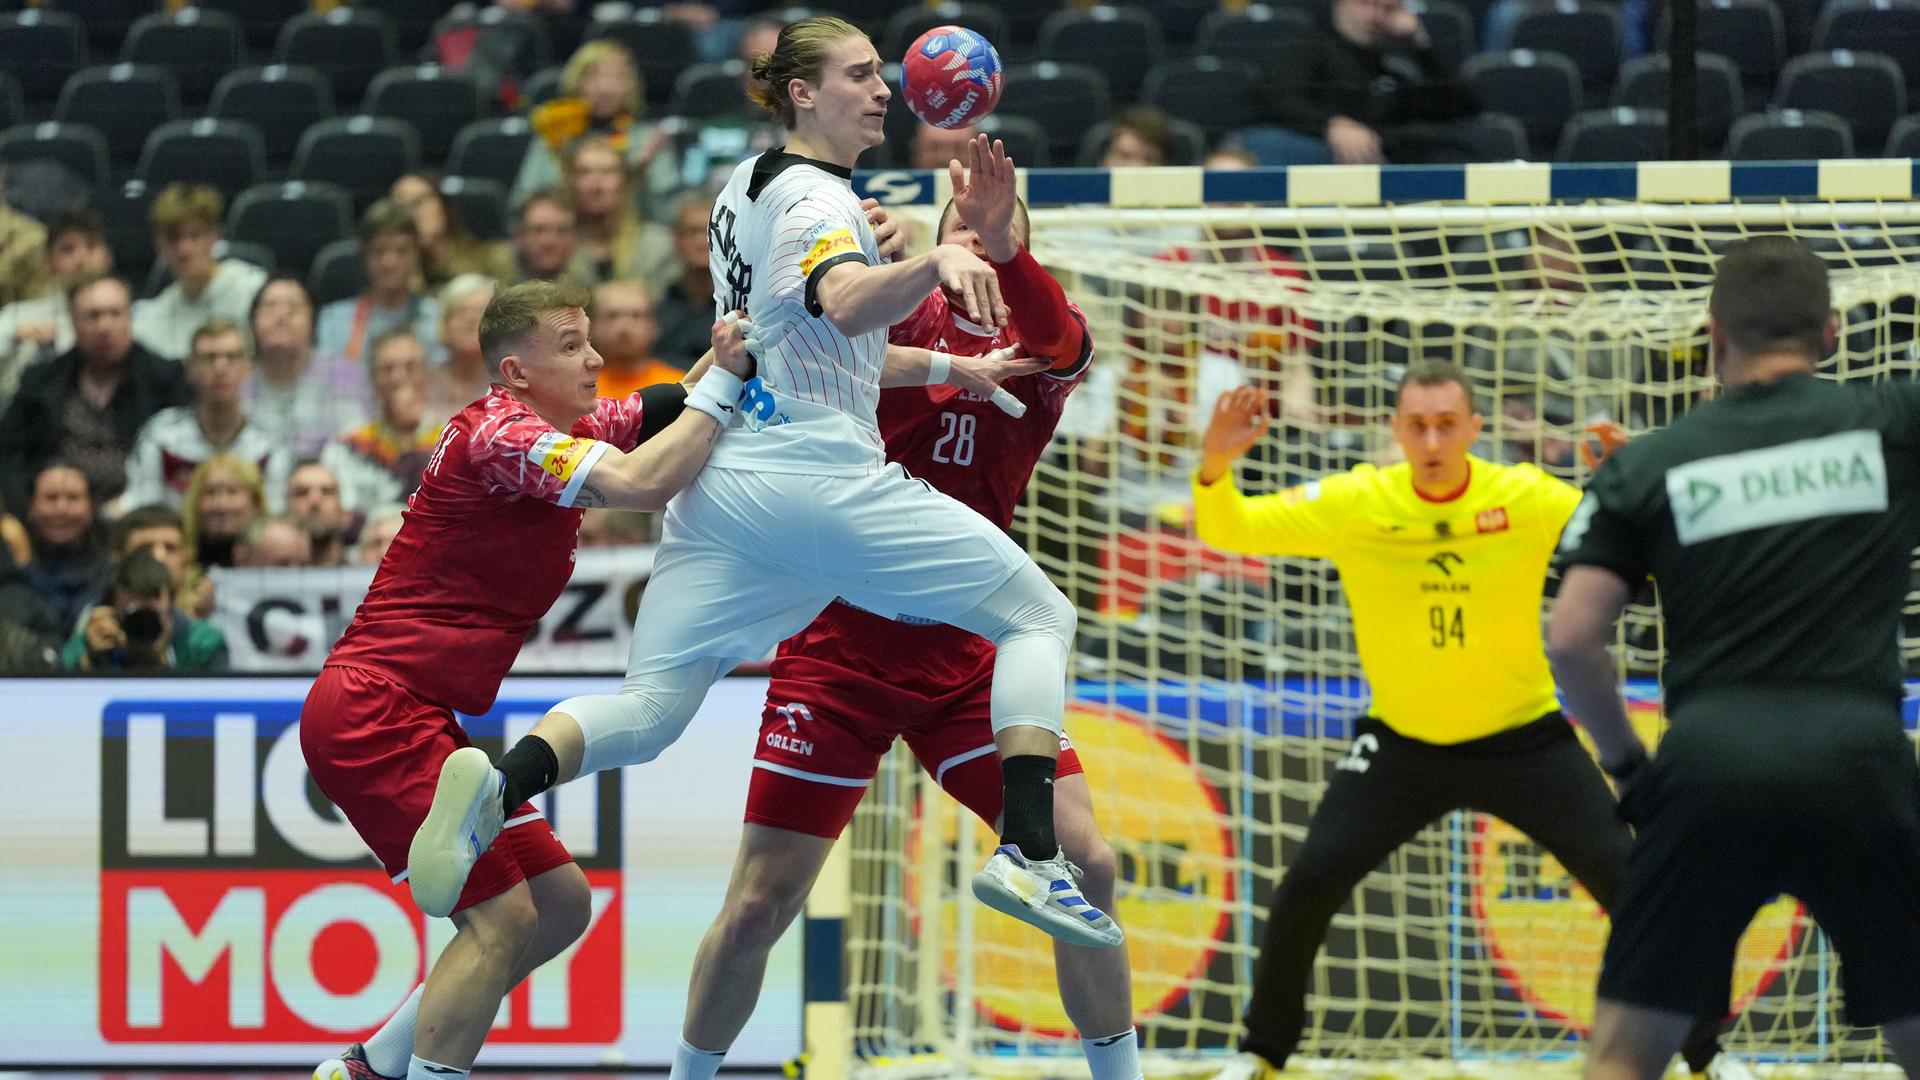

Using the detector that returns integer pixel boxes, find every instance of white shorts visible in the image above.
[623,463,1030,674]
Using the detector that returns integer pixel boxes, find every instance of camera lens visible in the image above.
[122,607,164,648]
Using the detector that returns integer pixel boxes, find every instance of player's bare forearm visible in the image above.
[878,344,937,387]
[574,411,725,511]
[1546,565,1644,770]
[813,254,946,337]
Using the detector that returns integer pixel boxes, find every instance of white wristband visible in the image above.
[686,367,745,424]
[925,351,952,386]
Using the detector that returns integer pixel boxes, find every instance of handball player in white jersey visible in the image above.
[407,15,1121,950]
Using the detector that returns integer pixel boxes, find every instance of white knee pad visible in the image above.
[555,657,732,777]
[951,562,1076,739]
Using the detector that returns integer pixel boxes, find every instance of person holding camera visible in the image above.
[60,548,227,672]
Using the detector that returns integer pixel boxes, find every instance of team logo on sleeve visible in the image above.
[798,221,861,276]
[527,431,596,482]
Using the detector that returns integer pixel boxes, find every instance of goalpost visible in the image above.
[812,160,1920,1078]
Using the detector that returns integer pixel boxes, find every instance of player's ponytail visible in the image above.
[748,16,866,129]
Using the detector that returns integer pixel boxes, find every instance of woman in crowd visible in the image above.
[514,40,681,219]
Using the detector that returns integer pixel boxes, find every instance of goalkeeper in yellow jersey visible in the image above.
[1195,361,1736,1078]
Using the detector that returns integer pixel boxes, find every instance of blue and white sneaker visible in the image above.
[970,844,1124,948]
[406,746,505,918]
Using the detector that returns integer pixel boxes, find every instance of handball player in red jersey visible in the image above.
[302,278,756,1080]
[662,135,1146,1080]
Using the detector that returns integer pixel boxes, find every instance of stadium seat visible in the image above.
[380,0,456,57]
[1195,4,1316,81]
[0,120,107,186]
[1814,0,1920,88]
[1612,53,1744,152]
[42,0,132,61]
[365,65,490,165]
[291,116,421,213]
[1725,107,1855,157]
[999,0,1070,59]
[136,118,266,198]
[276,8,401,108]
[191,0,312,54]
[1674,0,1787,98]
[520,66,565,108]
[209,65,335,169]
[1885,110,1920,153]
[0,11,88,106]
[1141,56,1264,140]
[588,9,696,108]
[228,181,356,280]
[53,64,177,172]
[1037,5,1164,102]
[307,238,369,307]
[99,178,155,287]
[1556,107,1670,160]
[1470,112,1533,158]
[997,61,1112,165]
[0,73,18,131]
[1774,49,1905,153]
[882,3,1011,65]
[1141,0,1217,45]
[447,116,534,189]
[977,112,1051,167]
[439,175,508,243]
[672,61,752,119]
[1462,50,1584,157]
[1409,0,1478,73]
[1511,3,1624,103]
[120,8,243,107]
[1077,115,1205,166]
[431,6,553,81]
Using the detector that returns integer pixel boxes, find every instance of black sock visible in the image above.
[497,735,558,812]
[999,754,1058,861]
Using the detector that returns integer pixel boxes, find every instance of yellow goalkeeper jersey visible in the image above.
[1193,456,1583,744]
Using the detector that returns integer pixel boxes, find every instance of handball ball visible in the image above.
[902,26,1004,129]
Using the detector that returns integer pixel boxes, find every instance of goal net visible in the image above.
[829,165,1920,1078]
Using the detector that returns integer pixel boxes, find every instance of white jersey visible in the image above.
[707,149,889,476]
[123,406,292,513]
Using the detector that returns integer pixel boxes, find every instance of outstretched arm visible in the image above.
[880,343,1049,417]
[814,245,1007,337]
[950,134,1086,369]
[575,315,753,511]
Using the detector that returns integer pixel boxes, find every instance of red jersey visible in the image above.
[770,288,1093,699]
[326,386,645,714]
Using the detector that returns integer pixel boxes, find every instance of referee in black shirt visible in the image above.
[1549,235,1920,1079]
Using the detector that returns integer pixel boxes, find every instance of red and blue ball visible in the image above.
[901,25,1004,130]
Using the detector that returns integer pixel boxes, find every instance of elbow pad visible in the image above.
[635,382,690,444]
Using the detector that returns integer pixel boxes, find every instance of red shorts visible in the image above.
[746,664,1085,840]
[301,665,573,915]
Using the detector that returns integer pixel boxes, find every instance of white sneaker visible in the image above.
[1703,1056,1761,1080]
[970,844,1124,948]
[406,746,504,918]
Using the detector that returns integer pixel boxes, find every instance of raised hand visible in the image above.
[1199,385,1272,484]
[949,133,1019,262]
[1579,420,1629,469]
